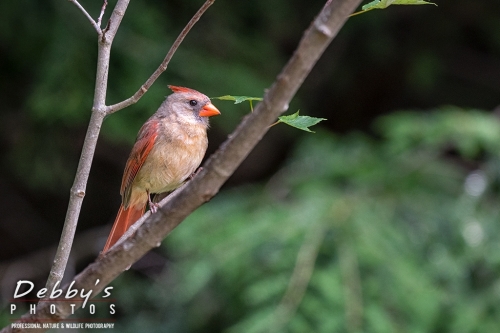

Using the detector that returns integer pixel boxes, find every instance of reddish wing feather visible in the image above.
[120,120,159,205]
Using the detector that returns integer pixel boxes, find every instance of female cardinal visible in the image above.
[102,86,220,253]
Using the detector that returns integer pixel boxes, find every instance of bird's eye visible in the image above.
[189,100,198,106]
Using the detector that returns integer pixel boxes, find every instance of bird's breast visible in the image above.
[134,122,208,194]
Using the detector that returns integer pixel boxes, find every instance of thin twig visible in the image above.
[67,0,102,34]
[269,226,326,332]
[106,0,216,115]
[97,0,108,28]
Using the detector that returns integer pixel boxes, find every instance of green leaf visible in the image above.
[351,0,436,16]
[212,95,263,104]
[276,111,326,133]
[362,0,437,10]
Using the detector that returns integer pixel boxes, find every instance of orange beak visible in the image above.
[199,103,221,117]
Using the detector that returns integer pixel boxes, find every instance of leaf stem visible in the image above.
[349,9,366,16]
[268,120,281,128]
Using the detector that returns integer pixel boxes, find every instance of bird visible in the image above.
[101,85,221,253]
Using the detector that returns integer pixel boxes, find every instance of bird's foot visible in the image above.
[148,192,160,213]
[149,202,160,213]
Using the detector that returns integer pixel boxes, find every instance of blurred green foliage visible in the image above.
[110,108,500,333]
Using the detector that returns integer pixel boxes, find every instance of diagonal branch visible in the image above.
[2,0,362,331]
[67,0,102,34]
[106,0,216,115]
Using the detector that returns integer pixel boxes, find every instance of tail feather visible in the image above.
[102,203,145,253]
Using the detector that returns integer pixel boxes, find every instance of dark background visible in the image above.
[1,0,500,331]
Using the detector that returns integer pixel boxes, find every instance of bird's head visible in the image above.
[160,85,220,126]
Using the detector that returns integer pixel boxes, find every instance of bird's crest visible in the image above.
[168,85,199,94]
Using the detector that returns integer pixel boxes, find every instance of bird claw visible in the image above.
[149,202,160,213]
[148,192,160,213]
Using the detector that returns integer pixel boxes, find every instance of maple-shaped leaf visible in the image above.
[212,95,263,111]
[351,0,436,16]
[276,111,326,133]
[212,95,263,104]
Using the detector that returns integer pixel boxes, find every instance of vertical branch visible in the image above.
[44,0,131,293]
[43,0,216,295]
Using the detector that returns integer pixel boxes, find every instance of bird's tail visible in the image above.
[102,203,145,253]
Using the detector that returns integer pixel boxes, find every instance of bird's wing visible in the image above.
[121,119,159,206]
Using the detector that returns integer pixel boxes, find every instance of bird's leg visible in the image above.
[147,190,160,213]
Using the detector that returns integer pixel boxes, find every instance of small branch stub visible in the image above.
[97,0,108,28]
[315,22,333,37]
